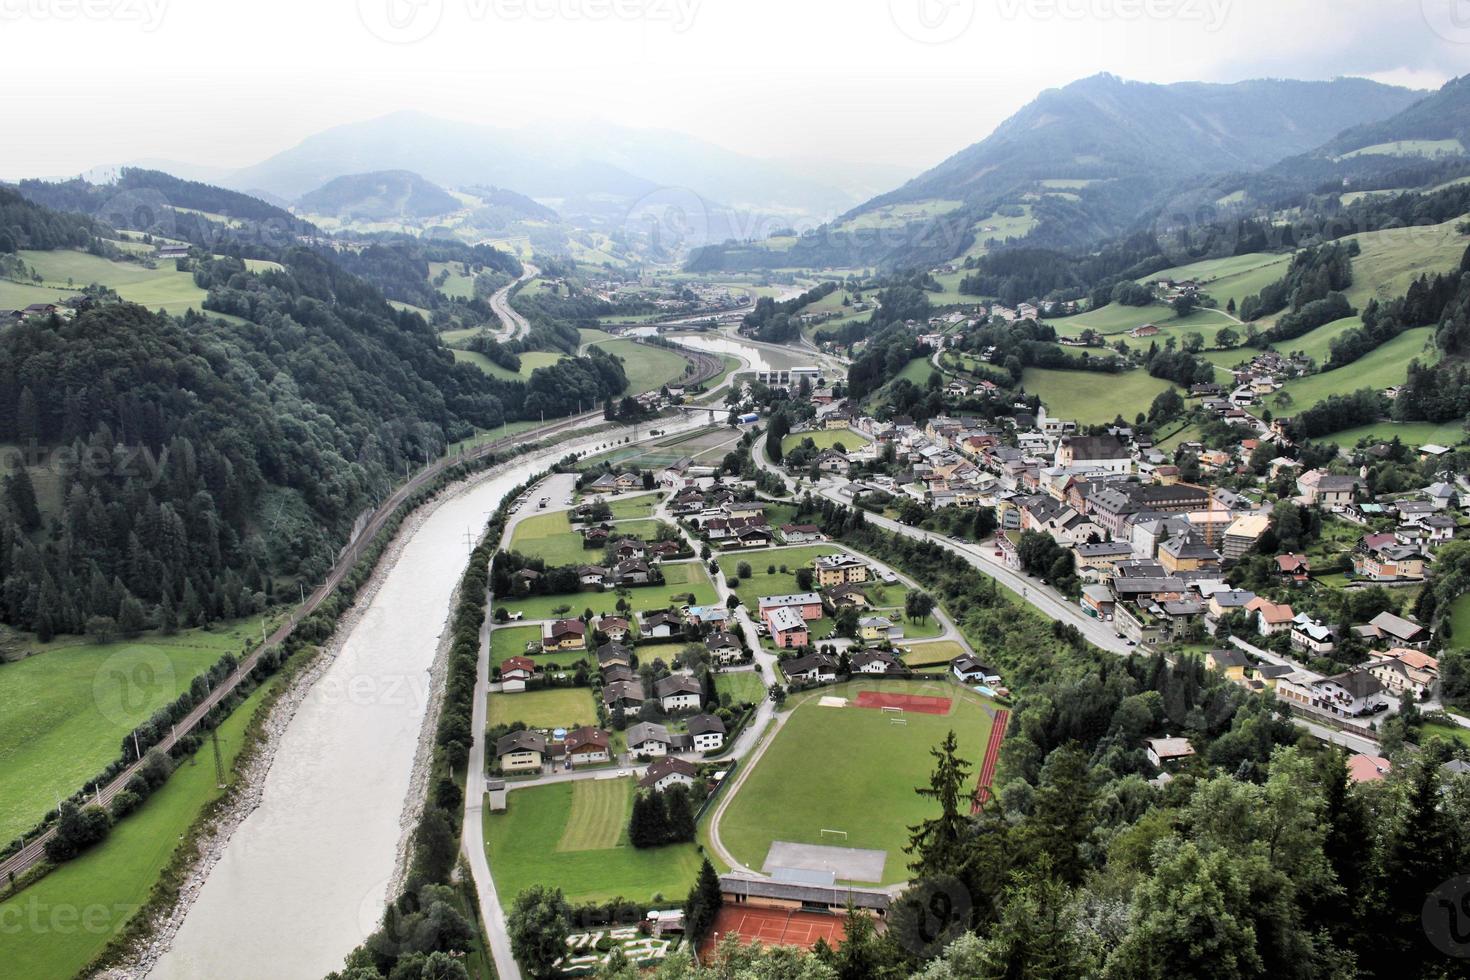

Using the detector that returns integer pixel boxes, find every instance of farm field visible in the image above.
[489,687,600,729]
[0,675,274,979]
[1021,367,1174,425]
[1325,420,1468,450]
[497,562,719,622]
[728,546,842,609]
[1272,315,1364,365]
[427,260,478,299]
[718,680,995,885]
[1339,139,1465,160]
[1343,217,1470,310]
[0,617,270,846]
[1140,251,1292,314]
[1050,300,1234,338]
[586,338,693,394]
[781,429,871,454]
[485,778,702,904]
[15,249,209,313]
[1278,326,1437,414]
[606,494,659,519]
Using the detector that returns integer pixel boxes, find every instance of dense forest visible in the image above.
[0,193,629,639]
[740,280,837,343]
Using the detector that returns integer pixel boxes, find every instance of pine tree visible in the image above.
[906,730,973,876]
[664,785,696,842]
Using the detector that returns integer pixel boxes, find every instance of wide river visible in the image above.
[149,418,703,980]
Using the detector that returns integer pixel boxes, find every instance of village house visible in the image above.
[603,679,647,712]
[1276,552,1312,585]
[563,727,612,766]
[857,615,902,642]
[758,592,825,623]
[1146,736,1196,767]
[642,611,683,638]
[1296,470,1359,508]
[1248,597,1295,637]
[639,756,698,792]
[1158,534,1221,574]
[627,722,675,757]
[613,558,653,585]
[1355,611,1432,649]
[851,650,902,674]
[782,651,839,682]
[655,675,704,712]
[495,731,547,772]
[1277,670,1388,718]
[1055,434,1131,474]
[705,631,743,664]
[1205,648,1250,682]
[597,616,631,643]
[780,524,824,544]
[822,583,871,611]
[1368,648,1439,698]
[1289,614,1338,656]
[1352,535,1426,582]
[578,564,609,589]
[766,606,810,648]
[952,656,1001,685]
[687,713,727,751]
[499,656,537,689]
[544,619,587,651]
[597,642,633,669]
[813,555,870,587]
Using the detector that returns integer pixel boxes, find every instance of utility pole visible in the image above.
[211,728,225,789]
[132,731,141,761]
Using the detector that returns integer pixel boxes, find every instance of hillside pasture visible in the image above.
[16,249,209,313]
[1278,326,1437,414]
[1021,367,1174,425]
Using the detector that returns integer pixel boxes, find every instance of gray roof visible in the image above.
[687,713,727,736]
[655,675,703,698]
[495,730,546,757]
[627,722,672,746]
[718,874,891,911]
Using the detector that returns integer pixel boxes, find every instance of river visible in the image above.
[148,419,702,980]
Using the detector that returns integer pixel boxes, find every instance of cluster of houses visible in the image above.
[0,302,66,324]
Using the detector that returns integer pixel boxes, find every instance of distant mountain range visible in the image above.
[690,73,1436,272]
[296,169,462,222]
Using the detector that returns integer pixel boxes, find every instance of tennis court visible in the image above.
[853,691,953,715]
[703,905,847,955]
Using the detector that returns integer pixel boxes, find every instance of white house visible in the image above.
[627,722,674,757]
[687,713,727,752]
[639,757,697,792]
[951,656,1001,685]
[655,675,704,713]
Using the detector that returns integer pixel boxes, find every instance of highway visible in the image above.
[490,263,538,341]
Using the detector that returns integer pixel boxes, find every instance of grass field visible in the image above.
[428,261,478,299]
[1140,252,1292,315]
[1272,315,1364,365]
[1051,300,1234,338]
[899,641,966,668]
[1448,593,1470,645]
[446,419,546,455]
[1325,420,1468,449]
[1278,326,1437,413]
[490,625,542,666]
[586,338,693,394]
[451,348,567,381]
[507,511,589,566]
[606,494,658,519]
[715,670,766,705]
[485,778,702,904]
[0,618,269,845]
[893,357,940,387]
[1339,139,1465,160]
[497,563,719,622]
[1420,721,1470,748]
[488,687,599,729]
[781,429,871,454]
[1021,367,1175,425]
[0,673,274,979]
[728,546,842,609]
[13,249,209,314]
[1344,217,1470,311]
[719,680,994,885]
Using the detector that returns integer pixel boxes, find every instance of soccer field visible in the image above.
[717,680,995,885]
[485,778,703,904]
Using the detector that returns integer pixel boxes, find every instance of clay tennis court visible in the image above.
[853,691,953,715]
[701,906,847,957]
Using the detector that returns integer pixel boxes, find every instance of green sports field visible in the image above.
[781,429,871,455]
[0,673,274,979]
[1021,366,1174,425]
[718,680,995,885]
[488,687,599,729]
[485,778,702,904]
[0,617,270,846]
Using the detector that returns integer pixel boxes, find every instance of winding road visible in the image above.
[491,263,538,342]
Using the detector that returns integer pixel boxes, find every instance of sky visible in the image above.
[0,0,1467,182]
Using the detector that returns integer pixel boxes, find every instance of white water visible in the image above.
[149,422,701,980]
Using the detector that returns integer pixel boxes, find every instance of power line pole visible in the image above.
[211,728,225,789]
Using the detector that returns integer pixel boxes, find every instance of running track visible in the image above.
[972,709,1009,813]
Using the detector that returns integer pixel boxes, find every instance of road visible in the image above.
[490,263,538,342]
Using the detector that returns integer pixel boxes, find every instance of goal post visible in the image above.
[819,828,848,842]
[880,705,903,715]
[890,717,908,726]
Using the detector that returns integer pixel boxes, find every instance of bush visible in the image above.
[110,790,143,819]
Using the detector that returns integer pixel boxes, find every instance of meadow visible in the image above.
[506,511,592,566]
[0,675,274,979]
[13,249,209,314]
[585,338,693,394]
[1021,367,1174,425]
[717,680,995,885]
[1139,251,1292,315]
[1324,420,1467,450]
[1343,217,1470,310]
[898,641,967,669]
[1278,326,1437,413]
[715,670,767,705]
[0,617,270,846]
[495,562,720,622]
[727,546,842,610]
[484,778,703,904]
[451,349,567,381]
[781,429,872,455]
[488,687,599,730]
[1050,300,1234,338]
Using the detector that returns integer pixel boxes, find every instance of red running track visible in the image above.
[701,906,846,958]
[853,691,953,715]
[972,708,1009,813]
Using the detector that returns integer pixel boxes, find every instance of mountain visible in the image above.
[689,74,1423,272]
[1313,74,1470,159]
[297,170,462,222]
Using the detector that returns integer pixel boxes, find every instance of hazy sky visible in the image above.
[1,0,1467,181]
